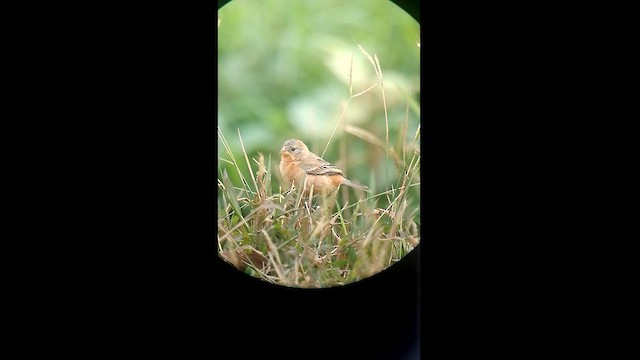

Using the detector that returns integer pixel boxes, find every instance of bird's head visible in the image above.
[280,139,308,160]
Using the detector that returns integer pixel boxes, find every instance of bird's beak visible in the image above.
[280,147,287,154]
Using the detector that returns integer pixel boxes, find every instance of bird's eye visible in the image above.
[290,147,298,152]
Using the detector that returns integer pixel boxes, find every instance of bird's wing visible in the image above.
[302,159,344,176]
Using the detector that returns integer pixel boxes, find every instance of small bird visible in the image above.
[279,139,369,195]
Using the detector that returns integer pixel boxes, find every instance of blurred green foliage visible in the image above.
[218,0,420,199]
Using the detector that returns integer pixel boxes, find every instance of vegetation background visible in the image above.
[217,0,420,286]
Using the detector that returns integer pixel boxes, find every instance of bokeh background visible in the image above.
[218,0,420,202]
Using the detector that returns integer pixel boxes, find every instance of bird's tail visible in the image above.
[343,179,371,193]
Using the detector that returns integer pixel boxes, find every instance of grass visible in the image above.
[217,46,420,288]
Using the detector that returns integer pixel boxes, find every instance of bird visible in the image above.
[279,139,369,195]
